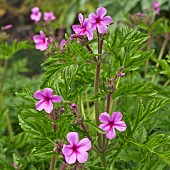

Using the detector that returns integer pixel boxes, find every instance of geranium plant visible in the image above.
[16,6,170,170]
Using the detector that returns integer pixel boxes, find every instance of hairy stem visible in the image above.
[49,156,57,170]
[49,112,57,170]
[94,31,107,167]
[80,122,92,141]
[95,32,103,147]
[60,162,67,170]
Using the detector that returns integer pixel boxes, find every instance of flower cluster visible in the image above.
[136,1,160,17]
[32,7,127,166]
[30,7,56,22]
[72,7,112,40]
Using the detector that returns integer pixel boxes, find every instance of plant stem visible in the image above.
[94,31,107,167]
[100,154,107,167]
[156,35,169,68]
[144,33,152,78]
[102,93,111,151]
[151,34,169,81]
[80,122,92,141]
[94,63,101,126]
[94,32,103,148]
[0,59,14,142]
[60,162,67,170]
[106,93,111,113]
[49,112,57,170]
[49,156,57,170]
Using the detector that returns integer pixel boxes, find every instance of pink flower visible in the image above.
[58,39,69,50]
[152,1,160,15]
[30,7,42,22]
[33,30,51,51]
[136,12,142,16]
[44,11,56,21]
[72,13,93,40]
[99,112,127,139]
[34,88,62,113]
[62,132,91,164]
[88,7,112,34]
[1,24,12,30]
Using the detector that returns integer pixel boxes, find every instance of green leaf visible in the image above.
[112,83,156,98]
[156,151,170,165]
[15,87,36,103]
[145,134,164,149]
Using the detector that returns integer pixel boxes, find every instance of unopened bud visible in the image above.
[119,72,125,77]
[71,103,77,109]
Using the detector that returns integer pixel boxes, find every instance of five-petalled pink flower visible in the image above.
[88,7,112,34]
[152,1,160,15]
[99,112,127,139]
[62,132,91,164]
[34,88,62,113]
[44,11,56,21]
[72,13,93,40]
[30,7,42,22]
[33,30,51,51]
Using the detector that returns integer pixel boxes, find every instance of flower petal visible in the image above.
[111,112,123,122]
[77,138,91,152]
[35,99,45,111]
[99,112,110,123]
[96,7,107,18]
[67,132,79,145]
[33,35,42,43]
[77,151,88,163]
[43,88,53,97]
[78,13,84,25]
[72,25,84,34]
[34,90,44,99]
[114,121,127,132]
[102,16,112,25]
[43,100,53,113]
[99,123,110,133]
[40,30,45,39]
[86,30,93,40]
[36,42,48,51]
[106,127,116,139]
[32,7,39,13]
[88,13,97,22]
[65,152,76,164]
[51,95,62,103]
[62,144,73,156]
[97,24,108,34]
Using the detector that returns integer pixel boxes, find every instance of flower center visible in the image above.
[109,121,114,128]
[78,26,86,35]
[41,38,46,43]
[35,12,39,16]
[45,97,50,104]
[72,145,78,152]
[96,18,102,25]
